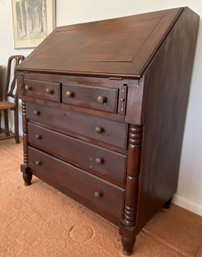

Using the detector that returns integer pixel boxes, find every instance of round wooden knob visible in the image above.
[33,110,40,116]
[35,160,42,166]
[95,127,104,134]
[94,191,103,198]
[25,85,31,91]
[97,96,107,104]
[95,158,104,165]
[65,90,74,97]
[46,88,54,95]
[35,134,42,139]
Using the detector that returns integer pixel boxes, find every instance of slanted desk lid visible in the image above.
[17,7,184,78]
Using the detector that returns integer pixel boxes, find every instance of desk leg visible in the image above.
[119,124,143,255]
[21,101,32,186]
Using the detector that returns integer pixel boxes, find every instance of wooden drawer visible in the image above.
[28,123,127,186]
[26,103,128,149]
[28,147,125,224]
[62,84,118,113]
[24,79,60,102]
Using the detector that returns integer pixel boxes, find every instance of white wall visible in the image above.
[0,0,201,215]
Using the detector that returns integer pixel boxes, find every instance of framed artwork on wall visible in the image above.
[11,0,56,49]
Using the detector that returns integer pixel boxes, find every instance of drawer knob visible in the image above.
[35,160,42,166]
[46,88,54,95]
[95,158,104,165]
[95,127,104,134]
[65,90,74,97]
[35,134,42,140]
[33,110,40,116]
[97,96,107,104]
[94,191,103,198]
[25,85,31,91]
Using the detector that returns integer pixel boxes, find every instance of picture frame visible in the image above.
[11,0,56,49]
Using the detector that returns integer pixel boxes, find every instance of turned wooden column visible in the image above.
[120,124,143,255]
[21,101,32,186]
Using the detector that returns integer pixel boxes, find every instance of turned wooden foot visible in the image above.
[122,235,136,256]
[120,222,136,256]
[21,164,32,186]
[23,172,32,186]
[163,197,172,209]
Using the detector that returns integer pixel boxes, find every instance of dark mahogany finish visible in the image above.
[62,84,119,113]
[28,147,125,224]
[26,102,128,149]
[28,122,127,186]
[16,7,199,255]
[18,8,185,78]
[24,79,60,102]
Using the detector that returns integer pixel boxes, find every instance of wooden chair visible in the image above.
[0,55,25,143]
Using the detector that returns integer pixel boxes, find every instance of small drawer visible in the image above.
[26,103,128,149]
[24,79,60,102]
[28,123,127,186]
[62,84,118,113]
[28,147,125,224]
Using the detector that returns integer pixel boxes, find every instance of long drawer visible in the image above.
[26,103,128,149]
[28,147,125,224]
[28,123,127,186]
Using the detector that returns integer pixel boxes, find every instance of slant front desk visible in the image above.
[17,7,199,255]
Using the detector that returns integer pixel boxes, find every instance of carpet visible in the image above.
[0,139,202,257]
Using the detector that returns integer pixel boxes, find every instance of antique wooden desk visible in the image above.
[16,7,199,255]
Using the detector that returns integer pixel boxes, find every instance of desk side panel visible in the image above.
[136,7,200,232]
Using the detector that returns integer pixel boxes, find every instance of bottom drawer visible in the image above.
[28,147,125,224]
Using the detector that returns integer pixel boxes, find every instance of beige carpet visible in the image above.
[0,138,202,257]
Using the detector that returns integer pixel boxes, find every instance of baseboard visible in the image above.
[173,194,202,216]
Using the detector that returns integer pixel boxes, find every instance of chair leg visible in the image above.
[3,109,10,137]
[14,108,20,144]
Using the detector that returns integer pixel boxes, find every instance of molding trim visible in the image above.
[173,194,202,216]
